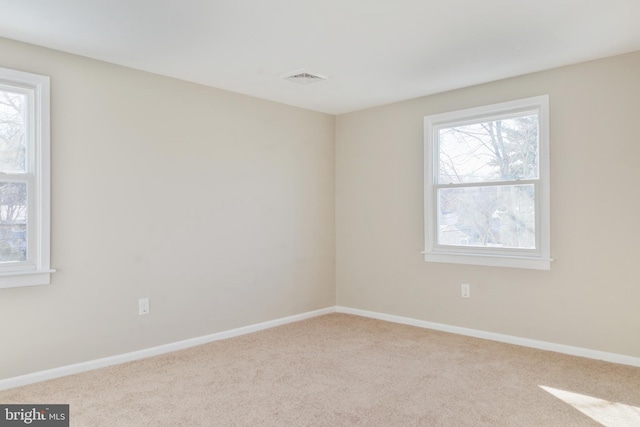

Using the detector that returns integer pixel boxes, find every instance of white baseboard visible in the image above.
[335,306,640,368]
[0,307,335,391]
[3,305,638,391]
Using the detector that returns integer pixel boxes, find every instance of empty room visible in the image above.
[0,1,639,426]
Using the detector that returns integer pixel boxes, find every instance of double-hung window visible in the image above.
[424,96,551,270]
[0,67,52,288]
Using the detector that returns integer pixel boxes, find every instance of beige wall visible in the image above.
[336,51,640,358]
[0,38,335,379]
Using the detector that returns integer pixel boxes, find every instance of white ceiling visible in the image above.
[1,0,639,115]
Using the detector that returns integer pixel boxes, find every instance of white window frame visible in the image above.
[424,95,551,270]
[0,67,53,288]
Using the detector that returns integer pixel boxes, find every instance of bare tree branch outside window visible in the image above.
[437,114,538,249]
[0,89,28,262]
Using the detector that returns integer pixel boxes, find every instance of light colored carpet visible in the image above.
[1,314,639,426]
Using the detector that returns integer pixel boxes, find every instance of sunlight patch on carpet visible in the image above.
[540,385,640,427]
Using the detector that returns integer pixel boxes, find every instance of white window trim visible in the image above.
[423,95,551,270]
[0,67,54,288]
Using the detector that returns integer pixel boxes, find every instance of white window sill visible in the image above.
[424,252,552,270]
[0,269,56,289]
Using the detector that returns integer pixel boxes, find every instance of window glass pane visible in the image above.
[0,88,27,173]
[437,184,535,249]
[438,113,538,184]
[0,181,27,262]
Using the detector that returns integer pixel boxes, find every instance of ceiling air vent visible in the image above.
[281,69,328,85]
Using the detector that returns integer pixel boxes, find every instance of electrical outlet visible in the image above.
[461,284,470,298]
[139,298,150,315]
